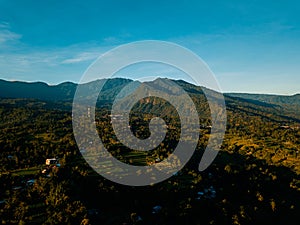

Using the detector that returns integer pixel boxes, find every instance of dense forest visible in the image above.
[0,78,300,224]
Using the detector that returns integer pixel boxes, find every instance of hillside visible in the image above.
[226,92,300,121]
[227,93,300,106]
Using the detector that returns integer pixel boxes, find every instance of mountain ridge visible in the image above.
[1,78,298,97]
[1,78,300,122]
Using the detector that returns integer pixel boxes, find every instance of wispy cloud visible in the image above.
[0,24,129,82]
[0,30,21,43]
[0,21,10,28]
[61,35,131,64]
[0,22,21,44]
[61,51,100,64]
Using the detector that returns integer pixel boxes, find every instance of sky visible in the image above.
[0,0,300,94]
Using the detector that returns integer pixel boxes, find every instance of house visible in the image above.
[41,168,48,174]
[46,158,57,166]
[280,125,290,129]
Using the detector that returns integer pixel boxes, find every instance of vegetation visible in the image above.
[0,78,300,224]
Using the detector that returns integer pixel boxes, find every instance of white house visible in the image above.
[45,158,57,166]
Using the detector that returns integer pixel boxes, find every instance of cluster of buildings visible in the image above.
[41,158,60,177]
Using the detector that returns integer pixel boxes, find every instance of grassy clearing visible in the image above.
[11,167,41,176]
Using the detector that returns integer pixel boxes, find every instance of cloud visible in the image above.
[0,30,21,43]
[61,51,100,64]
[0,22,22,44]
[102,32,132,45]
[103,36,119,44]
[0,21,10,28]
[0,41,110,83]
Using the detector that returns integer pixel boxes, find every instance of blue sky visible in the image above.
[0,0,300,94]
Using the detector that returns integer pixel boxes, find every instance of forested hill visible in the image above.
[226,92,300,106]
[225,92,300,122]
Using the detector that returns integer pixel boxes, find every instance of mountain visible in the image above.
[0,78,299,123]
